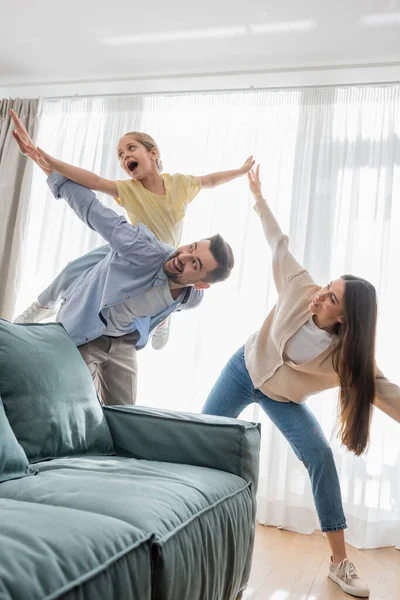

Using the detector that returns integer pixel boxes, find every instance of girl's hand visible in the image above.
[239,155,256,175]
[247,165,264,201]
[23,145,56,172]
[11,129,37,156]
[10,109,55,174]
[10,109,34,155]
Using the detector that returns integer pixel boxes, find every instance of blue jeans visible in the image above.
[38,245,109,307]
[202,346,346,532]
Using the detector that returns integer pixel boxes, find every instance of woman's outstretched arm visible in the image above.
[248,166,314,293]
[374,366,400,422]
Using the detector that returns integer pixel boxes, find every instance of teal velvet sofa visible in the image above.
[0,319,260,600]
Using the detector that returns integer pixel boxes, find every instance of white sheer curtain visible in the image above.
[16,87,400,549]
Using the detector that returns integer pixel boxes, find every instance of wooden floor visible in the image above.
[244,524,400,600]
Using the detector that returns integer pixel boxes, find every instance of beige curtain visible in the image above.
[0,98,38,320]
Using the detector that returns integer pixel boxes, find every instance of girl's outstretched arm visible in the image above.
[199,156,255,188]
[10,109,117,196]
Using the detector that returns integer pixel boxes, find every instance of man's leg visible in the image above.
[78,336,111,404]
[97,332,140,406]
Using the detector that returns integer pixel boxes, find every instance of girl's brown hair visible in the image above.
[331,275,377,456]
[124,132,163,172]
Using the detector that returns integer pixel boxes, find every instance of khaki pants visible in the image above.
[78,332,139,406]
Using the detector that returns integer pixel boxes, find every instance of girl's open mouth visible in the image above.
[127,160,138,172]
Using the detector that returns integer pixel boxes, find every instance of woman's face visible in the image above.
[309,278,346,326]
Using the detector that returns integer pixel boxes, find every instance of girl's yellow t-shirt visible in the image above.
[114,173,201,248]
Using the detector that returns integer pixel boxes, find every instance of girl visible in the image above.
[11,109,254,348]
[202,166,400,598]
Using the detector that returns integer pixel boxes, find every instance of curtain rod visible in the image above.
[44,80,400,101]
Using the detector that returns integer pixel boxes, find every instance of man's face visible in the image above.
[163,240,218,288]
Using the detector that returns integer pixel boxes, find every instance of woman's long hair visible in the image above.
[331,275,377,455]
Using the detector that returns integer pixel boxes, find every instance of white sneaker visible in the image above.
[151,316,171,350]
[328,557,370,597]
[13,301,58,324]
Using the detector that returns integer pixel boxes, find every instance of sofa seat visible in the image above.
[0,497,152,600]
[0,455,254,600]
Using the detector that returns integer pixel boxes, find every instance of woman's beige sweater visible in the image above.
[244,201,400,423]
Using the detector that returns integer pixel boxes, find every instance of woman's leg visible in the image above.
[325,530,346,562]
[256,394,369,596]
[256,394,347,553]
[202,347,260,597]
[201,346,256,418]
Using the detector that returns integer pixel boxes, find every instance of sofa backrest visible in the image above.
[104,405,261,493]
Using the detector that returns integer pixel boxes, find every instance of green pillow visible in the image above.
[0,396,35,483]
[0,320,114,463]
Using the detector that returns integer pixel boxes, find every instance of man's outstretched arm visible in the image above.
[46,172,141,254]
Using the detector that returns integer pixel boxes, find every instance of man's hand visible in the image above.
[239,155,256,175]
[247,165,264,202]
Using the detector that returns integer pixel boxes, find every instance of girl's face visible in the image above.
[309,278,345,327]
[117,134,159,179]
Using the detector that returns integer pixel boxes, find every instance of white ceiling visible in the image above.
[1,0,400,85]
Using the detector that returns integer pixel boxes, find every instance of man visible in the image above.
[12,131,234,406]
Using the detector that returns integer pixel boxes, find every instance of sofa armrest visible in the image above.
[103,405,261,491]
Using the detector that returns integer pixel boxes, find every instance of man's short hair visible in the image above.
[205,234,234,284]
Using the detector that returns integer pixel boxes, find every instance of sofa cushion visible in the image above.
[0,456,254,600]
[0,320,114,462]
[0,396,35,483]
[0,498,152,600]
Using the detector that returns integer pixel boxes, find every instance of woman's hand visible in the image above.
[247,165,264,202]
[239,155,256,175]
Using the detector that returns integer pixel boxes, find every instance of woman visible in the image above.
[202,166,400,598]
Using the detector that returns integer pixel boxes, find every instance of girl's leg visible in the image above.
[14,245,111,324]
[201,346,256,418]
[38,244,110,306]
